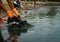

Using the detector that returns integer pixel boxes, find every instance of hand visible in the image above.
[17,15,21,20]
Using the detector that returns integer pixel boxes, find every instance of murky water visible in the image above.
[1,6,60,42]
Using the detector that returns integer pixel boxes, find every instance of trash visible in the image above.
[9,20,33,28]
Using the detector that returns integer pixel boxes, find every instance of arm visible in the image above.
[0,1,14,18]
[7,0,21,19]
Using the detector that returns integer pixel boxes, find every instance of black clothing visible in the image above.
[7,16,21,24]
[13,1,20,8]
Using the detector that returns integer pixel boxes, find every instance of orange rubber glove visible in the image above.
[12,8,21,19]
[12,8,20,17]
[6,10,14,18]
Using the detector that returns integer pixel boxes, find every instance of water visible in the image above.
[1,6,60,42]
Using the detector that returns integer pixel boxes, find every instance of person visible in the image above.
[0,0,21,24]
[13,0,26,15]
[0,0,22,42]
[0,0,32,42]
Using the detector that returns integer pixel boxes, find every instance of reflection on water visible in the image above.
[1,6,60,42]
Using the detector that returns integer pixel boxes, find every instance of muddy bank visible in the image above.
[3,1,60,6]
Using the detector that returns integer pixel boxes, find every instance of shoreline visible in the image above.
[3,2,60,6]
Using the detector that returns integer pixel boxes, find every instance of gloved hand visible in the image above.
[12,8,21,20]
[7,16,21,24]
[5,10,21,24]
[17,15,21,20]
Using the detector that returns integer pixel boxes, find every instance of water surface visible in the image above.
[2,6,60,42]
